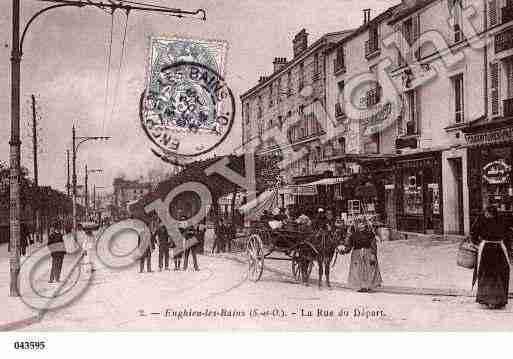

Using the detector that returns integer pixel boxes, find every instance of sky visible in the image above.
[0,0,395,193]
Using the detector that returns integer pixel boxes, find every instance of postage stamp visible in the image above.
[141,36,232,163]
[140,61,235,160]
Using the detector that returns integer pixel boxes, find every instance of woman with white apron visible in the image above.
[471,205,512,309]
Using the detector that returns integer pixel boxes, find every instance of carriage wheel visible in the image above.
[291,249,313,283]
[247,234,264,282]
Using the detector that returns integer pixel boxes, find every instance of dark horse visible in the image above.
[298,227,346,288]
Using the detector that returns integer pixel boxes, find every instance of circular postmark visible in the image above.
[140,61,235,164]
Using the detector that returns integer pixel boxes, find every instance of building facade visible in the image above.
[241,28,354,187]
[322,0,487,235]
[242,0,513,236]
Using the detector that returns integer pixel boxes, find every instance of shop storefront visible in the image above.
[465,122,513,226]
[393,154,443,234]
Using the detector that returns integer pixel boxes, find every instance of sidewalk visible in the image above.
[225,235,513,296]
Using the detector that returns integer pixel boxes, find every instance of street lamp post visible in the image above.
[93,185,105,223]
[85,165,103,220]
[72,125,109,240]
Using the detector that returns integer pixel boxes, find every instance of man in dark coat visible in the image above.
[180,216,199,271]
[157,221,171,271]
[48,222,66,283]
[138,221,155,273]
[212,218,223,254]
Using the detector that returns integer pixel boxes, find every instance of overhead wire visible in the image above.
[107,9,130,132]
[101,10,116,135]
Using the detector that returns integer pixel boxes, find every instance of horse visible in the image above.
[297,225,347,288]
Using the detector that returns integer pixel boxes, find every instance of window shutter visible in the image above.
[413,15,421,60]
[415,89,421,135]
[490,62,500,116]
[489,0,498,27]
[394,24,404,67]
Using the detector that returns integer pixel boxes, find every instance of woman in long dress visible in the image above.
[343,220,382,292]
[471,205,512,309]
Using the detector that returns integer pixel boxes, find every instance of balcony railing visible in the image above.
[333,57,346,74]
[495,26,513,53]
[365,38,380,59]
[504,98,513,117]
[502,7,513,24]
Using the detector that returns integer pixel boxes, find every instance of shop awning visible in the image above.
[305,177,347,186]
[287,177,348,196]
[289,184,317,196]
[238,188,280,219]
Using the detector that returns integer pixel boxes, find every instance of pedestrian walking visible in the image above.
[48,222,66,283]
[471,205,512,309]
[82,224,98,273]
[180,216,199,271]
[225,220,235,253]
[20,223,28,256]
[196,220,207,255]
[341,219,382,292]
[212,218,223,255]
[138,223,155,273]
[156,221,171,271]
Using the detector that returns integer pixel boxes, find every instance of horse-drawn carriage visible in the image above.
[246,220,345,286]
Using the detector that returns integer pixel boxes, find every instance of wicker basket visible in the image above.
[457,240,477,269]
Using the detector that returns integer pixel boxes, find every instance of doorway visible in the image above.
[448,158,464,235]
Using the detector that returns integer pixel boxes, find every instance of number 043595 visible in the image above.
[13,341,46,350]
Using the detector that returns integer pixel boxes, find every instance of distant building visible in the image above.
[112,177,152,219]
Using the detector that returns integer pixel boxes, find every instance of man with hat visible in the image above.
[179,216,200,271]
[48,221,66,283]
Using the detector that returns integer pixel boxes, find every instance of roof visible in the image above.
[129,155,245,219]
[387,0,438,25]
[327,4,401,52]
[240,29,355,100]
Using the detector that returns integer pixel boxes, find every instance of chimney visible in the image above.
[273,57,287,72]
[259,75,269,83]
[363,8,371,25]
[293,29,309,58]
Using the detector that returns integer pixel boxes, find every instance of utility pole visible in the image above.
[9,0,21,297]
[72,125,77,242]
[85,166,103,221]
[31,94,41,243]
[93,185,105,224]
[66,149,70,197]
[85,164,88,220]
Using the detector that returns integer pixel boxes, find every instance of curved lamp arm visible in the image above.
[20,3,85,56]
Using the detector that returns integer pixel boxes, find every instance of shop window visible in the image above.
[481,147,513,213]
[403,170,423,215]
